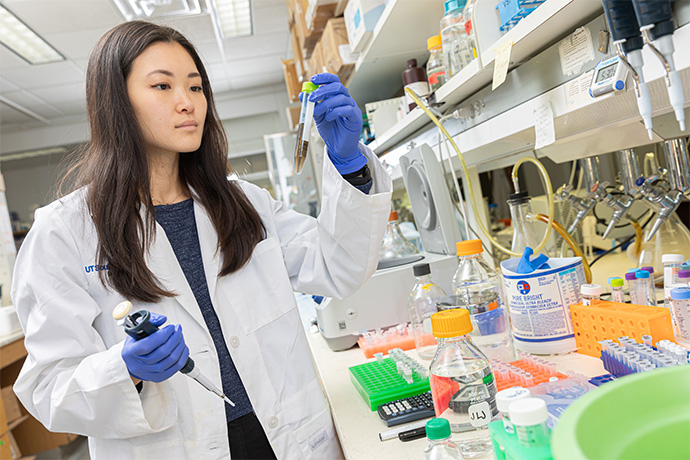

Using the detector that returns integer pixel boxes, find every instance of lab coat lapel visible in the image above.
[143,207,208,330]
[193,200,221,300]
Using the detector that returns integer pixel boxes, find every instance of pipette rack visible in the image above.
[599,337,689,378]
[357,323,435,358]
[348,350,430,411]
[491,355,568,392]
[570,300,674,358]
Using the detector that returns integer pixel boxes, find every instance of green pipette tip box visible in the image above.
[348,358,430,411]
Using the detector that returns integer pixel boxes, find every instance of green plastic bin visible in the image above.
[552,365,690,459]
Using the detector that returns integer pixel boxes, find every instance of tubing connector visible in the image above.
[555,185,596,234]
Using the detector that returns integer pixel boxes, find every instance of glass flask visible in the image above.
[379,210,419,261]
[636,212,690,274]
[429,309,497,458]
[507,191,543,255]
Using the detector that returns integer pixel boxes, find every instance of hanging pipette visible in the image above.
[601,0,653,139]
[631,0,686,132]
[112,301,235,407]
[294,81,319,174]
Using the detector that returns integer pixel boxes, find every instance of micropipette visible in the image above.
[112,301,235,407]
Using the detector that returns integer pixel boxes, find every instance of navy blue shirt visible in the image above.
[155,199,253,422]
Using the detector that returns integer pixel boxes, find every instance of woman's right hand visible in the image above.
[121,313,190,383]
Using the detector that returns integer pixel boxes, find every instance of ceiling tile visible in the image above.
[0,101,40,125]
[1,90,65,118]
[43,28,110,61]
[1,61,85,90]
[0,46,30,70]
[2,0,121,35]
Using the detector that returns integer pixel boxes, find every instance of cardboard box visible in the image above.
[344,0,386,53]
[1,387,21,424]
[300,3,337,58]
[321,18,356,83]
[282,59,302,104]
[286,105,302,131]
[308,39,326,75]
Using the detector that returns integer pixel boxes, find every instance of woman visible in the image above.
[12,21,391,459]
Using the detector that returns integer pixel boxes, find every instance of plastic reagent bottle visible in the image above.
[452,239,515,362]
[426,35,447,92]
[663,254,684,306]
[625,272,640,305]
[509,398,551,447]
[495,386,530,434]
[609,278,625,303]
[580,284,602,306]
[440,0,473,77]
[635,269,656,306]
[409,263,448,360]
[429,309,497,458]
[670,287,690,341]
[507,192,543,255]
[424,418,462,460]
[462,0,478,60]
[293,81,318,174]
[402,58,429,111]
[379,211,419,261]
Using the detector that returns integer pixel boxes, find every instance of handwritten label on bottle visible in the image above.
[468,401,491,427]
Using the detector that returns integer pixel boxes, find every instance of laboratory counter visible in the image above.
[303,324,607,460]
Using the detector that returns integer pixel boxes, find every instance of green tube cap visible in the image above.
[425,418,451,440]
[609,277,624,287]
[302,81,318,93]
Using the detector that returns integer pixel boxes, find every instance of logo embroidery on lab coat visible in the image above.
[308,430,328,452]
[84,264,109,273]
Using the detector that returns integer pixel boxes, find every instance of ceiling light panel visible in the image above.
[215,0,252,38]
[113,0,201,21]
[0,4,64,65]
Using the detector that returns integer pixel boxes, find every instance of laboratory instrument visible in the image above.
[495,387,530,434]
[429,309,497,457]
[589,55,628,97]
[601,0,653,138]
[402,59,428,112]
[379,211,419,262]
[112,301,235,407]
[631,0,686,132]
[507,192,543,255]
[625,271,641,305]
[609,278,625,303]
[377,391,435,427]
[634,269,655,306]
[509,398,550,448]
[409,263,447,360]
[293,81,318,174]
[580,284,602,306]
[670,287,690,341]
[451,239,515,362]
[424,418,462,460]
[426,35,447,92]
[440,0,472,77]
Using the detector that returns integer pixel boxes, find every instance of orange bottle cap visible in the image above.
[389,210,399,221]
[431,309,473,338]
[456,239,483,256]
[427,35,442,50]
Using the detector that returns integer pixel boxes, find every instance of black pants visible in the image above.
[227,412,277,460]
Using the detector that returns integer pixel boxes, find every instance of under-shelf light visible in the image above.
[0,4,64,65]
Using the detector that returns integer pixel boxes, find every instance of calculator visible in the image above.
[376,391,435,427]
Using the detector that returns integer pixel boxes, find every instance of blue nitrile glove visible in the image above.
[121,313,190,383]
[515,247,551,274]
[306,73,367,175]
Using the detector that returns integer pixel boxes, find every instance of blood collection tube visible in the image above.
[580,284,602,306]
[609,278,625,303]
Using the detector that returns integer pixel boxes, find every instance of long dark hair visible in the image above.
[64,21,265,302]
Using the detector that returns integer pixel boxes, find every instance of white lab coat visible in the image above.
[12,145,392,459]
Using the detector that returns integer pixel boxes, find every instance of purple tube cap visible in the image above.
[641,266,654,273]
[679,269,690,279]
[625,272,637,280]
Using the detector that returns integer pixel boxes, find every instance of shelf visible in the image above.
[346,0,444,106]
[371,59,494,154]
[476,0,602,69]
[7,414,29,431]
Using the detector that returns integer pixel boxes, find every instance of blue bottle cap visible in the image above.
[671,287,690,300]
[635,270,650,279]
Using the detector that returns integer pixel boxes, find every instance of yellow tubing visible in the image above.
[404,87,555,257]
[536,214,592,283]
[628,217,643,257]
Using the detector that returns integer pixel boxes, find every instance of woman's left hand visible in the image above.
[307,73,366,175]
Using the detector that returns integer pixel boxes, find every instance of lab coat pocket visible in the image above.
[221,237,296,334]
[294,408,341,459]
